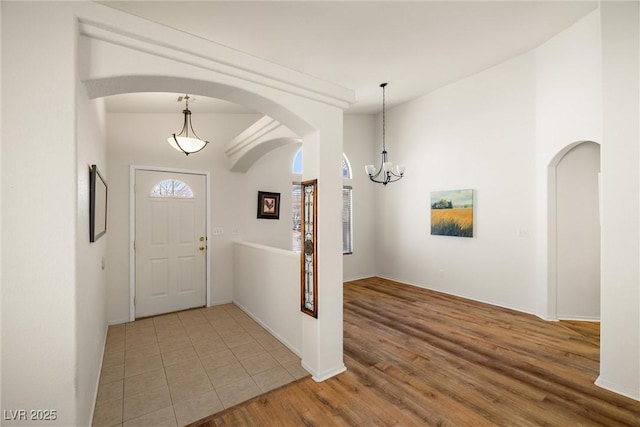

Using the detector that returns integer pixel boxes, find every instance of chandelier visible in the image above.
[365,83,405,185]
[167,94,209,155]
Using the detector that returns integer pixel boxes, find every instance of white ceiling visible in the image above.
[101,1,598,115]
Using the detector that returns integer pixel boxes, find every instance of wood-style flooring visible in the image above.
[192,277,640,426]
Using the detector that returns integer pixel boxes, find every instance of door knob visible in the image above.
[199,246,206,251]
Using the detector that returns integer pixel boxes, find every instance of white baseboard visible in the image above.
[89,323,110,426]
[302,361,347,382]
[557,315,600,322]
[595,375,640,401]
[343,274,377,282]
[233,300,302,358]
[209,298,233,307]
[376,275,547,320]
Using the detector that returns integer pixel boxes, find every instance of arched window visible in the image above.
[150,179,194,198]
[292,147,352,179]
[292,147,303,174]
[291,149,353,254]
[342,154,352,179]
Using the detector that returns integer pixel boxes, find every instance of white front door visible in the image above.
[135,170,207,318]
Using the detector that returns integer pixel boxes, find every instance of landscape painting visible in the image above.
[431,189,474,237]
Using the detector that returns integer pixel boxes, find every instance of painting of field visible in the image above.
[431,189,474,237]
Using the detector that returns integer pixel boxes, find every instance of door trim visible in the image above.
[129,165,211,321]
[547,141,601,320]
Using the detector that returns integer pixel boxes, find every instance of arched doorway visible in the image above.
[79,11,354,382]
[548,141,601,320]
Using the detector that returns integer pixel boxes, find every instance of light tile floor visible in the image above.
[92,304,309,427]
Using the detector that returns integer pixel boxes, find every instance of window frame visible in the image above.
[291,149,354,254]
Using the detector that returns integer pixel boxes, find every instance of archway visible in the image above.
[79,7,354,383]
[548,141,601,320]
[84,75,315,138]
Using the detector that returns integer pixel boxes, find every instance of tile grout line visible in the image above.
[96,305,304,427]
[158,317,180,427]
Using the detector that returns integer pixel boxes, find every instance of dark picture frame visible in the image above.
[257,191,280,219]
[90,164,108,242]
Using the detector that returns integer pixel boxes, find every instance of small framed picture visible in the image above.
[257,191,280,219]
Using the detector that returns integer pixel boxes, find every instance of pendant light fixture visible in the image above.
[365,83,405,185]
[167,94,209,155]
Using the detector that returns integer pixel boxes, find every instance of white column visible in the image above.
[598,0,640,401]
[301,109,346,381]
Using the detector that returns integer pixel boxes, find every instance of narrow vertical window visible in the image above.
[292,149,353,254]
[292,182,302,252]
[343,186,353,254]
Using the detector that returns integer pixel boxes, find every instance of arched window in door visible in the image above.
[150,179,194,198]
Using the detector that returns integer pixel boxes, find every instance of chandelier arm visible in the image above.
[369,176,389,185]
[187,114,207,142]
[367,158,386,180]
[371,174,402,185]
[173,111,189,138]
[186,140,209,154]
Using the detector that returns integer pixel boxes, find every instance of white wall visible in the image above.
[556,142,601,320]
[535,9,602,318]
[373,6,640,401]
[106,112,261,323]
[2,3,80,425]
[240,115,377,280]
[233,242,301,353]
[372,7,603,319]
[343,115,377,281]
[375,51,539,314]
[243,143,300,250]
[76,85,109,425]
[0,0,3,410]
[598,1,640,400]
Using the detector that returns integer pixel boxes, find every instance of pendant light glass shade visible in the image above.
[167,135,208,154]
